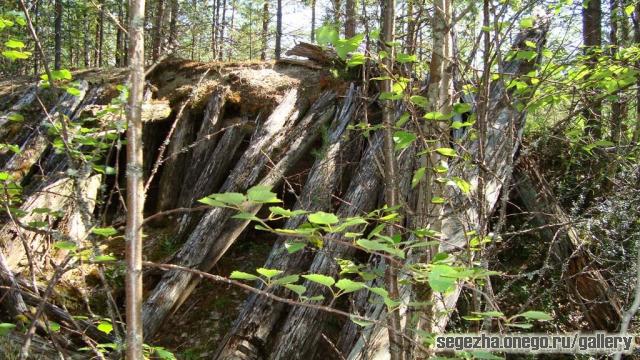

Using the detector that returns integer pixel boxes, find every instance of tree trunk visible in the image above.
[275,0,282,59]
[152,0,165,61]
[310,0,316,42]
[54,0,62,70]
[169,0,179,47]
[227,0,236,60]
[344,0,356,37]
[213,85,360,360]
[379,0,404,357]
[84,7,90,68]
[609,0,622,143]
[212,0,219,59]
[116,0,125,67]
[633,4,640,143]
[582,0,602,138]
[218,0,227,60]
[125,0,146,355]
[141,89,337,338]
[261,1,269,61]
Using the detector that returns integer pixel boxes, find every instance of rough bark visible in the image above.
[0,172,101,270]
[275,0,282,59]
[513,158,622,330]
[285,42,340,66]
[125,0,147,355]
[141,89,336,338]
[1,81,88,182]
[344,0,356,38]
[261,1,269,61]
[266,133,387,360]
[582,0,602,138]
[213,85,360,360]
[152,0,165,61]
[54,0,62,70]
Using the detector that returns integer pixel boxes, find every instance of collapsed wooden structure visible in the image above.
[0,20,623,359]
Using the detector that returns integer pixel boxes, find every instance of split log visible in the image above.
[284,42,340,66]
[0,86,36,136]
[82,101,172,123]
[0,81,88,182]
[142,89,338,338]
[343,19,551,359]
[265,133,386,359]
[514,157,622,330]
[0,250,29,317]
[214,85,360,360]
[0,173,101,270]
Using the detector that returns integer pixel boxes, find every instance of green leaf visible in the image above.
[66,86,82,96]
[302,273,335,287]
[211,192,246,205]
[308,211,339,225]
[435,147,457,157]
[4,39,25,49]
[247,185,280,203]
[284,284,306,296]
[270,206,307,217]
[48,321,61,332]
[519,17,534,28]
[350,315,374,327]
[97,321,113,335]
[51,69,72,81]
[335,279,366,293]
[0,323,16,336]
[256,268,283,279]
[92,227,118,237]
[507,323,534,329]
[229,271,259,281]
[284,241,306,254]
[423,111,453,121]
[409,95,429,108]
[396,53,417,63]
[231,212,262,222]
[428,264,458,293]
[473,311,504,318]
[393,130,416,150]
[93,255,116,262]
[273,274,299,285]
[197,197,225,207]
[347,52,366,67]
[448,177,471,194]
[53,241,77,251]
[2,50,31,60]
[356,239,405,258]
[431,196,446,204]
[153,347,177,360]
[335,34,364,59]
[411,167,426,188]
[517,310,552,321]
[316,25,339,46]
[6,113,24,122]
[453,103,472,114]
[625,4,635,16]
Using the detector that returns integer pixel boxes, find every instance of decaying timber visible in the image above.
[214,84,360,359]
[514,157,622,330]
[141,88,339,338]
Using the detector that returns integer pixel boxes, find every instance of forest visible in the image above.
[0,0,639,358]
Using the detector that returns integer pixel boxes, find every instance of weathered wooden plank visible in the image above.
[141,89,338,338]
[214,85,360,360]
